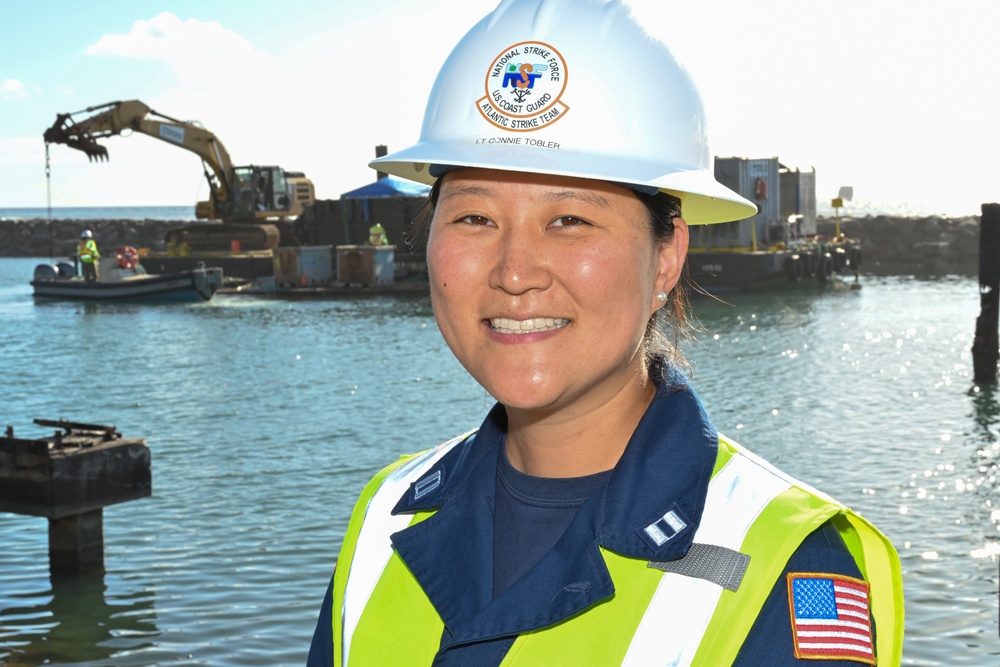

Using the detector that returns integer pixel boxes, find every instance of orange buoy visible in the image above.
[116,245,139,270]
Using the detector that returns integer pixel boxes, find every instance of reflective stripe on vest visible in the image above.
[339,434,468,667]
[622,443,793,665]
[332,435,902,666]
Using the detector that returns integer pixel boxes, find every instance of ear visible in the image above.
[651,217,689,311]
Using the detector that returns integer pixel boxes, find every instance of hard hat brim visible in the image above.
[371,145,757,225]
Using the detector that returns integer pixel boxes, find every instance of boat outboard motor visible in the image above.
[33,264,59,281]
[56,262,75,278]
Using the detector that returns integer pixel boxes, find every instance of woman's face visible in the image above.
[427,168,687,414]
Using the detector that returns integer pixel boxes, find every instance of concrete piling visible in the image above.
[48,509,105,574]
[972,203,1000,385]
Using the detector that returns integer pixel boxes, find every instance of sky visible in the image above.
[3,0,999,216]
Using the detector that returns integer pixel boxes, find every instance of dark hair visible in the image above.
[410,179,691,369]
[403,179,441,253]
[633,190,691,371]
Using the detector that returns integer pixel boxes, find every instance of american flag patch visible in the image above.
[787,573,875,664]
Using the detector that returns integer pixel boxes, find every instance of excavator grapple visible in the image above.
[43,113,109,162]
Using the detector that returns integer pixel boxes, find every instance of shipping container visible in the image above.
[690,157,816,250]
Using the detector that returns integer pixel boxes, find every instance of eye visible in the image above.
[456,214,493,226]
[549,216,589,228]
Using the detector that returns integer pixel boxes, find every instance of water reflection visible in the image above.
[32,300,157,316]
[965,384,1000,559]
[0,571,157,665]
[968,382,1000,446]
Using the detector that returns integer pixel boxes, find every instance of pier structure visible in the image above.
[0,420,151,575]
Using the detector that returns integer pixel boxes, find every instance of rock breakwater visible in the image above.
[816,214,979,275]
[0,218,199,259]
[0,214,983,275]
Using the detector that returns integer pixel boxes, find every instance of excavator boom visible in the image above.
[42,99,316,249]
[43,100,234,204]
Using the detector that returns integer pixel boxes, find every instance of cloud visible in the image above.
[76,13,302,196]
[0,136,44,164]
[86,12,280,86]
[1,79,27,100]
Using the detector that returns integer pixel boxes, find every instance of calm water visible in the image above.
[0,258,996,665]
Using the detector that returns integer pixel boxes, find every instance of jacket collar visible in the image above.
[390,364,718,645]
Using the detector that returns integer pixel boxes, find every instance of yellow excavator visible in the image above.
[43,99,315,251]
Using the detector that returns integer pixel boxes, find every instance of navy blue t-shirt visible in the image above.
[493,447,612,597]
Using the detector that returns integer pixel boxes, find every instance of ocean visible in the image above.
[0,206,197,222]
[0,259,997,665]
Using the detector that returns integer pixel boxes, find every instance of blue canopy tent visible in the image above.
[340,175,431,199]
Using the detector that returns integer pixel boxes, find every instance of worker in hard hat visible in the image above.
[77,229,101,282]
[307,1,902,665]
[368,222,389,246]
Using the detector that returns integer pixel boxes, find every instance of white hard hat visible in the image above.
[371,0,756,225]
[80,229,93,239]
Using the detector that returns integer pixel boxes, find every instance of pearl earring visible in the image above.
[656,292,667,302]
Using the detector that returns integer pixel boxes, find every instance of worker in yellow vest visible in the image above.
[77,229,101,282]
[307,1,903,665]
[368,223,389,246]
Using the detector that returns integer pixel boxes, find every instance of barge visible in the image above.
[688,157,860,292]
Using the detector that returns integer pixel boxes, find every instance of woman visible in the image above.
[308,1,903,664]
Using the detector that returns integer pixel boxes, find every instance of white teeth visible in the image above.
[489,317,569,334]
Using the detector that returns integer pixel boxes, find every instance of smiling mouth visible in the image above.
[489,317,569,334]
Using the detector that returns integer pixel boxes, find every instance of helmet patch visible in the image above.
[478,41,569,133]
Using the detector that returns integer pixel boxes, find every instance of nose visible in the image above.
[489,224,551,295]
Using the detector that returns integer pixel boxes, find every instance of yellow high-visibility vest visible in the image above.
[78,239,100,263]
[329,435,903,666]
